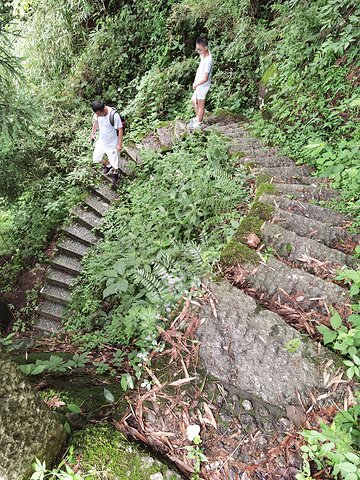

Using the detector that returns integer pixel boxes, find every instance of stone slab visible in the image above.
[195,281,342,407]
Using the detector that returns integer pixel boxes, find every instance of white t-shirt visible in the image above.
[93,107,122,148]
[195,51,213,88]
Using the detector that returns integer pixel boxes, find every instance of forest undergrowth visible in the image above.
[1,0,360,478]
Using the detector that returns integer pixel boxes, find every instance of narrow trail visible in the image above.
[32,114,358,479]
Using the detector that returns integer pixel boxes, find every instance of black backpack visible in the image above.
[109,107,125,136]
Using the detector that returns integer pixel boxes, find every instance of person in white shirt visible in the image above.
[91,101,123,184]
[189,36,213,130]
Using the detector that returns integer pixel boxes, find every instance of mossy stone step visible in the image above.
[72,207,104,230]
[84,196,111,217]
[62,223,99,247]
[90,184,118,204]
[244,256,349,315]
[37,300,64,322]
[41,284,70,306]
[174,120,187,140]
[56,238,89,259]
[271,206,359,250]
[45,268,77,289]
[259,193,352,226]
[51,254,82,276]
[274,183,341,202]
[262,223,360,274]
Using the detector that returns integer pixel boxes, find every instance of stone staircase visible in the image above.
[194,119,359,407]
[35,147,143,332]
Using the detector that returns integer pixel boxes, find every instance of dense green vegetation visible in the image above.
[1,0,360,477]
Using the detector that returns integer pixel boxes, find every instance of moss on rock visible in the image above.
[254,182,278,201]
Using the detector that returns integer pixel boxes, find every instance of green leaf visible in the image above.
[103,283,118,298]
[330,311,342,330]
[64,421,71,434]
[103,388,115,403]
[68,404,81,413]
[113,260,126,275]
[285,338,300,352]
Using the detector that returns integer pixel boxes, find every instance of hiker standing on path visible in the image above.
[189,36,213,130]
[90,100,123,184]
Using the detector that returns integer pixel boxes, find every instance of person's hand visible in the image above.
[193,83,197,91]
[91,135,95,142]
[116,145,122,152]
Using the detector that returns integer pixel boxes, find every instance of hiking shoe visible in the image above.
[189,117,197,124]
[102,165,112,175]
[192,120,202,129]
[112,172,119,184]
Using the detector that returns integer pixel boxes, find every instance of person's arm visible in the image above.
[193,72,209,90]
[116,127,123,151]
[91,119,99,141]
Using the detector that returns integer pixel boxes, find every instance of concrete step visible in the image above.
[90,184,119,204]
[71,207,104,230]
[84,196,111,217]
[269,183,341,202]
[262,165,312,179]
[241,153,296,167]
[34,315,62,333]
[259,193,352,227]
[45,268,77,289]
[244,256,349,317]
[51,254,82,276]
[273,176,332,186]
[271,206,360,251]
[41,284,70,306]
[123,146,142,165]
[56,238,89,259]
[37,300,64,322]
[62,223,99,247]
[261,223,360,276]
[157,126,172,148]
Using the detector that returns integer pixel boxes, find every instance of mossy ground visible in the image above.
[70,424,182,479]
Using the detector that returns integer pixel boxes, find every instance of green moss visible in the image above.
[71,424,182,479]
[231,151,247,161]
[248,201,274,221]
[260,63,277,86]
[255,174,272,187]
[220,241,257,267]
[233,216,263,240]
[254,182,278,202]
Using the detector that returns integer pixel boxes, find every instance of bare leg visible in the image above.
[100,156,110,166]
[196,99,205,123]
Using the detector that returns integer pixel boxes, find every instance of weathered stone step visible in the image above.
[71,207,104,230]
[51,254,82,276]
[262,223,360,275]
[57,238,89,259]
[45,268,77,289]
[259,193,352,227]
[274,175,331,186]
[262,165,312,179]
[195,281,342,407]
[90,184,119,204]
[123,146,142,165]
[84,196,111,217]
[244,256,349,315]
[34,315,61,333]
[241,153,295,167]
[62,223,99,247]
[41,284,70,306]
[37,300,64,322]
[271,206,359,251]
[273,183,341,202]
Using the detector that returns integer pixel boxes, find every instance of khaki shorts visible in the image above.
[93,141,119,170]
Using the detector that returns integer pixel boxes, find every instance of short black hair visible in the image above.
[92,101,105,112]
[196,36,208,48]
